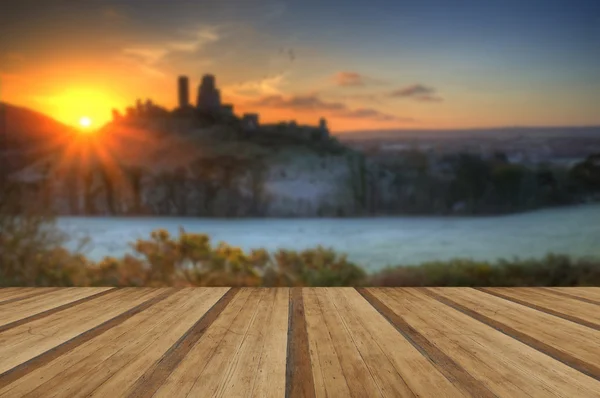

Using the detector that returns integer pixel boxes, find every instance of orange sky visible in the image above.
[1,1,599,133]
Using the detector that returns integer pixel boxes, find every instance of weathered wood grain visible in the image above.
[425,287,600,381]
[375,288,600,397]
[0,287,599,398]
[0,288,174,391]
[129,287,240,398]
[358,288,493,398]
[479,287,600,330]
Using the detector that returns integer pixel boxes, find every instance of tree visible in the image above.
[570,154,600,192]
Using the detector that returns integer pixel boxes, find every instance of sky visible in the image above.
[1,0,599,132]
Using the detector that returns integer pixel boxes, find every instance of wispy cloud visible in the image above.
[250,94,346,111]
[333,72,365,87]
[389,84,443,102]
[166,26,220,53]
[339,108,413,122]
[225,73,289,98]
[122,48,168,65]
[332,71,385,87]
[247,93,413,122]
[121,25,221,78]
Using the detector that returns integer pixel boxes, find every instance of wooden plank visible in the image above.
[0,288,58,304]
[311,288,384,397]
[0,288,229,398]
[542,287,600,305]
[479,288,600,330]
[214,288,289,398]
[151,288,264,397]
[0,287,115,327]
[303,288,351,398]
[332,288,466,397]
[0,288,27,299]
[0,288,21,295]
[129,287,242,398]
[368,288,600,397]
[248,288,289,398]
[546,287,600,301]
[0,288,174,392]
[90,288,232,398]
[286,287,316,398]
[167,288,264,398]
[323,288,415,397]
[0,288,167,376]
[0,288,116,333]
[358,288,493,398]
[425,287,600,380]
[0,288,179,396]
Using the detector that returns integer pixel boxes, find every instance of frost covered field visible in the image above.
[57,204,600,272]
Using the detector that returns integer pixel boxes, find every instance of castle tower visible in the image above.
[196,74,222,112]
[178,76,190,109]
[319,117,328,132]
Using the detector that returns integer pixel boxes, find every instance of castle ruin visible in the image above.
[178,76,190,109]
[117,73,330,141]
[196,74,221,113]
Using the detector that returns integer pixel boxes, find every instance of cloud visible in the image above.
[332,71,385,87]
[122,48,168,65]
[339,108,414,122]
[225,73,289,98]
[333,72,365,87]
[247,93,412,122]
[166,26,220,53]
[121,25,221,77]
[389,84,443,102]
[251,94,346,111]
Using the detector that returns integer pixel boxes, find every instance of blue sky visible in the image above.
[1,0,599,131]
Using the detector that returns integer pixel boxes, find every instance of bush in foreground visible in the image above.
[1,197,598,287]
[75,229,367,287]
[369,255,600,287]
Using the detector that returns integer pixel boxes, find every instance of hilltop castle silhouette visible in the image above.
[113,73,330,140]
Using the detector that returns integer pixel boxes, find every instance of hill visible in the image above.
[0,102,76,172]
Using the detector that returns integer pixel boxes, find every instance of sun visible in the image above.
[79,116,92,128]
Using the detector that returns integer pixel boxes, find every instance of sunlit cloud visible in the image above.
[246,93,412,122]
[166,26,220,53]
[389,84,444,102]
[333,72,365,87]
[250,94,346,111]
[224,73,289,99]
[122,48,169,65]
[121,25,221,77]
[339,108,414,122]
[332,71,385,87]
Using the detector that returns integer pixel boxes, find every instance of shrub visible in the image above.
[0,184,90,287]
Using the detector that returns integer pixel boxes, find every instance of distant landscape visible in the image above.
[2,0,600,288]
[2,80,600,220]
[2,92,600,287]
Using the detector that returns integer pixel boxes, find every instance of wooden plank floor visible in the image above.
[0,288,599,397]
